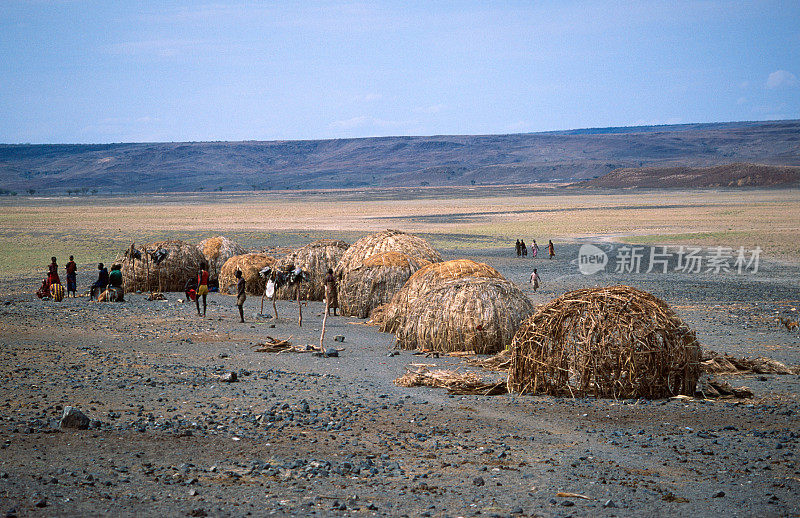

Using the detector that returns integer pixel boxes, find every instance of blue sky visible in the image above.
[1,1,798,143]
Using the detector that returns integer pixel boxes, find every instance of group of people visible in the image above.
[38,256,124,301]
[515,239,555,259]
[184,263,339,323]
[84,261,123,301]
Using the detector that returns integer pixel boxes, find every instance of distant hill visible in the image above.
[572,163,800,189]
[1,120,799,194]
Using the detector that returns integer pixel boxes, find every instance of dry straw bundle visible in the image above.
[274,239,349,300]
[334,229,442,277]
[395,365,507,395]
[375,259,504,332]
[119,240,205,292]
[339,252,430,318]
[219,253,275,295]
[507,285,701,399]
[199,236,246,281]
[395,277,535,354]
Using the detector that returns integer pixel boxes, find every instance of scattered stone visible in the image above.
[603,499,617,508]
[473,476,485,486]
[34,497,47,508]
[221,371,238,383]
[713,491,725,498]
[333,335,345,342]
[325,348,339,357]
[561,500,575,507]
[60,406,90,430]
[188,509,207,517]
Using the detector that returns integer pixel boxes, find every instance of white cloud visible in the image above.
[736,97,747,105]
[106,39,203,57]
[413,104,446,115]
[349,93,383,103]
[766,70,798,89]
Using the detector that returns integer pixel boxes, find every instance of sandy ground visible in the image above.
[1,242,799,517]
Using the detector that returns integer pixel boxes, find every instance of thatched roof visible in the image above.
[118,240,205,292]
[274,239,349,301]
[394,277,535,354]
[199,236,246,281]
[334,229,441,277]
[507,285,701,399]
[339,252,430,318]
[375,259,505,333]
[219,253,275,295]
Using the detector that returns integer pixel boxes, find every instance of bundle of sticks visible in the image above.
[394,364,507,395]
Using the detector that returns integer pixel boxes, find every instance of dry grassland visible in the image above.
[1,188,798,277]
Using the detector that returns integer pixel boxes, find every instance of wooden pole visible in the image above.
[144,247,150,294]
[319,290,329,356]
[296,283,302,327]
[260,277,266,315]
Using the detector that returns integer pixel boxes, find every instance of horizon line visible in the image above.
[2,118,797,147]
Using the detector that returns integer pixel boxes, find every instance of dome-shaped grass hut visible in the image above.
[274,239,349,301]
[375,259,505,333]
[219,253,275,296]
[199,236,246,282]
[395,277,535,354]
[335,229,442,277]
[507,285,702,399]
[119,240,205,292]
[339,252,430,318]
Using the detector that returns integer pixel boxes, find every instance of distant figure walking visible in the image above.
[324,268,338,316]
[65,255,77,297]
[515,239,521,257]
[196,262,209,317]
[529,268,541,292]
[90,263,109,300]
[531,240,539,258]
[235,269,246,323]
[520,239,527,256]
[48,257,60,286]
[548,240,555,259]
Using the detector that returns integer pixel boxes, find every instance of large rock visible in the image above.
[60,406,90,430]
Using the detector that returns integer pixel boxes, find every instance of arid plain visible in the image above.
[0,186,799,517]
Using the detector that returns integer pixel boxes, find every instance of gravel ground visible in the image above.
[0,243,798,517]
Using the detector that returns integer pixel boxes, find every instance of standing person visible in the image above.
[235,269,246,323]
[65,255,77,297]
[90,263,109,300]
[47,257,60,286]
[515,239,521,257]
[520,239,527,256]
[548,240,555,259]
[531,240,539,258]
[324,268,338,316]
[529,268,541,292]
[196,261,209,317]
